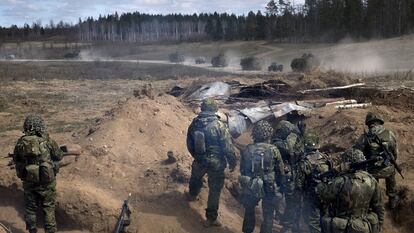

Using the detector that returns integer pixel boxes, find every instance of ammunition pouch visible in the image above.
[25,164,40,183]
[40,161,55,183]
[193,131,206,155]
[321,214,377,233]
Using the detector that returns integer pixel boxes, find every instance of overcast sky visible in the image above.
[0,0,305,27]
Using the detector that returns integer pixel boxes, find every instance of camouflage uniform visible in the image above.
[272,121,304,233]
[354,112,398,208]
[240,120,285,233]
[317,149,384,233]
[186,99,236,226]
[13,115,63,233]
[296,133,330,233]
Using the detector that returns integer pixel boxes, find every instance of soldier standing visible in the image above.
[186,98,237,227]
[354,112,399,209]
[272,120,304,233]
[317,149,384,233]
[295,133,330,233]
[239,120,285,233]
[13,115,63,233]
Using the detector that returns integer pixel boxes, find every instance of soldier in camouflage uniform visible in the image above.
[354,112,399,209]
[272,121,304,233]
[13,115,63,233]
[186,98,237,227]
[295,133,331,233]
[239,120,285,233]
[317,149,384,233]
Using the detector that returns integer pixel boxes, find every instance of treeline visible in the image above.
[1,0,414,43]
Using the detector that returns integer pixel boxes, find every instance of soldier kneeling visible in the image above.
[239,120,285,233]
[317,149,384,233]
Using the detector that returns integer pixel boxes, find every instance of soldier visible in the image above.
[295,132,331,233]
[186,98,237,227]
[272,120,304,233]
[239,120,285,233]
[354,112,399,209]
[13,115,63,233]
[317,149,384,233]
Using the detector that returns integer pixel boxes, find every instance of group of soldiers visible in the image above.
[10,98,398,233]
[187,98,400,233]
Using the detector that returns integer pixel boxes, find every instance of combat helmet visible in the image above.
[365,112,384,126]
[201,98,218,113]
[342,148,365,164]
[23,115,46,135]
[303,132,320,152]
[274,120,300,140]
[252,120,274,143]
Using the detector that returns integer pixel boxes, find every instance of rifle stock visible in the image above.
[113,193,132,233]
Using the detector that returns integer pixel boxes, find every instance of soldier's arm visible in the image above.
[316,177,345,202]
[295,160,309,191]
[271,146,285,190]
[186,121,196,157]
[218,122,237,169]
[48,138,64,162]
[239,147,248,176]
[13,139,24,164]
[388,130,398,160]
[353,134,366,152]
[370,179,385,227]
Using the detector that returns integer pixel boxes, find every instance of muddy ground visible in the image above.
[0,43,414,233]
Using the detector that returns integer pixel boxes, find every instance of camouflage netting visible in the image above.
[240,56,263,71]
[291,53,320,72]
[169,52,186,63]
[211,53,228,67]
[252,120,274,142]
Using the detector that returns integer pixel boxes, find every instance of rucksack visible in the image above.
[245,144,275,199]
[20,135,55,183]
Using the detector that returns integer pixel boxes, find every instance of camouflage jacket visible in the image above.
[13,133,63,183]
[240,143,285,189]
[354,125,397,173]
[187,112,236,168]
[296,150,330,194]
[317,170,384,226]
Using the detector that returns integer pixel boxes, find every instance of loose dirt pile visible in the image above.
[1,80,414,233]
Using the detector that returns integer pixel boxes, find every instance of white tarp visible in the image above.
[188,81,231,100]
[240,102,309,123]
[228,102,310,138]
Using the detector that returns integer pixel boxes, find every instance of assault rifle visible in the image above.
[113,193,132,233]
[318,157,382,180]
[373,134,404,179]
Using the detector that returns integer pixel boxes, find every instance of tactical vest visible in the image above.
[364,129,393,159]
[19,135,55,183]
[303,151,330,190]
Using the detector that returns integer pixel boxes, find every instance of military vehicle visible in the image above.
[291,53,320,72]
[240,56,262,71]
[268,62,284,72]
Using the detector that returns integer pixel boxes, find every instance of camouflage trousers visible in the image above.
[281,181,301,232]
[189,160,225,221]
[241,192,277,233]
[23,180,57,233]
[302,195,321,233]
[370,165,397,199]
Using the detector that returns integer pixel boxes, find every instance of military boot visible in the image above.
[203,219,222,228]
[388,196,399,209]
